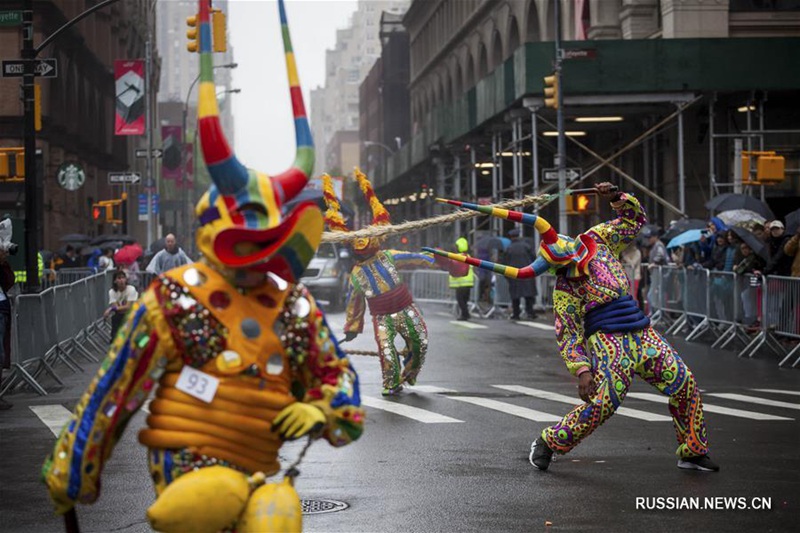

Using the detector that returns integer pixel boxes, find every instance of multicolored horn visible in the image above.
[355,167,390,226]
[322,174,349,232]
[270,0,314,203]
[422,247,551,279]
[197,0,248,195]
[436,198,558,245]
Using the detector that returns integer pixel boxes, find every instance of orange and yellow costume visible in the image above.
[42,2,363,531]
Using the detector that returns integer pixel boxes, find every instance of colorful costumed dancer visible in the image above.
[323,169,442,396]
[42,2,364,532]
[426,183,719,472]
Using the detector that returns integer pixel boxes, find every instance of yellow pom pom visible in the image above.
[238,476,302,533]
[146,466,250,533]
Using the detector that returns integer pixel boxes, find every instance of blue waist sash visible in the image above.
[584,295,650,337]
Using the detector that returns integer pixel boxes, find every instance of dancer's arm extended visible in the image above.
[586,191,647,257]
[553,286,590,377]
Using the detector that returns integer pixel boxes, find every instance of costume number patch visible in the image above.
[176,366,219,403]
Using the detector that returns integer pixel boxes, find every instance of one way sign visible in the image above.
[108,172,141,185]
[1,58,58,78]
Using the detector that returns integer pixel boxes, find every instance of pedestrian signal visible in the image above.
[566,194,598,214]
[543,73,559,109]
[92,205,102,220]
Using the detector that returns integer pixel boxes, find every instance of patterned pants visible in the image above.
[542,326,709,459]
[372,304,428,392]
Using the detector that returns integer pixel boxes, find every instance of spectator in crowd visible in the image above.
[503,229,539,320]
[104,270,139,339]
[98,248,115,271]
[752,222,766,242]
[763,220,793,277]
[620,241,642,306]
[55,245,81,270]
[733,243,766,330]
[145,234,191,274]
[0,248,15,409]
[784,227,800,278]
[645,228,667,315]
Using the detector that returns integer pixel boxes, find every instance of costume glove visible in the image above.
[272,403,326,441]
[343,332,358,342]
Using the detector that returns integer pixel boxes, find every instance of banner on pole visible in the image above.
[182,143,194,189]
[161,125,183,180]
[114,60,145,135]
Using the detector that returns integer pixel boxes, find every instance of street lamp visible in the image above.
[362,140,396,156]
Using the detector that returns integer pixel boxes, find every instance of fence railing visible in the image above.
[1,271,113,397]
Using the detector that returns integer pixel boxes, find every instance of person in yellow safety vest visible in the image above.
[13,252,44,285]
[449,237,475,321]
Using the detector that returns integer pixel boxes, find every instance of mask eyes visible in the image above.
[236,202,270,218]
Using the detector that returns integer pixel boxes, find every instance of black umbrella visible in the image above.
[730,226,770,261]
[785,209,800,235]
[90,234,136,245]
[59,233,91,243]
[79,246,100,256]
[475,235,507,253]
[705,193,774,220]
[663,219,707,242]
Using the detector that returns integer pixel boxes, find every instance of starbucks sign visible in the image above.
[57,162,86,191]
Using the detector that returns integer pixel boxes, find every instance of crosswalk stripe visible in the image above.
[448,396,562,422]
[449,320,487,329]
[514,321,555,331]
[30,405,72,438]
[627,392,793,421]
[434,312,453,318]
[493,385,672,422]
[751,389,800,397]
[706,393,800,411]
[408,385,457,394]
[360,396,463,423]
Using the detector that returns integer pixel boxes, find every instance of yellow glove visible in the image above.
[272,403,326,441]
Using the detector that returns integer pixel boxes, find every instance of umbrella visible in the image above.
[475,236,507,253]
[59,233,91,243]
[114,243,143,265]
[79,246,100,256]
[91,234,136,245]
[717,209,766,229]
[667,229,706,250]
[785,209,800,235]
[730,226,770,261]
[706,193,774,220]
[283,188,355,220]
[663,219,707,242]
[149,237,167,254]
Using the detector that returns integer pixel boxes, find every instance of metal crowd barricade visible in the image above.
[740,275,800,366]
[654,265,684,332]
[682,268,711,341]
[0,271,112,397]
[406,270,453,305]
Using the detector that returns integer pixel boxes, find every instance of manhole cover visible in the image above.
[301,499,349,515]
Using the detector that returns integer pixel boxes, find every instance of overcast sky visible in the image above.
[228,0,358,175]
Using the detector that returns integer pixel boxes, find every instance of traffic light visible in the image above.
[92,205,102,220]
[34,83,42,132]
[543,73,559,109]
[0,147,24,181]
[566,194,598,214]
[186,14,199,53]
[211,9,227,53]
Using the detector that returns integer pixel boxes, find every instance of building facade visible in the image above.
[375,0,800,247]
[0,0,162,253]
[309,0,410,180]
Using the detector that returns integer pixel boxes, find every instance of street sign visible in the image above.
[542,167,581,183]
[1,58,58,78]
[108,172,141,184]
[137,193,159,221]
[0,11,22,26]
[135,148,163,158]
[562,48,597,60]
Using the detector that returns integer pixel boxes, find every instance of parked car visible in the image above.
[301,242,353,312]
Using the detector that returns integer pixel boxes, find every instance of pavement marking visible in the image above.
[435,312,453,318]
[142,399,152,414]
[513,321,555,331]
[706,393,800,411]
[493,385,672,422]
[751,389,800,397]
[360,396,463,423]
[30,405,72,438]
[449,320,488,329]
[408,385,457,394]
[448,396,561,422]
[627,392,793,421]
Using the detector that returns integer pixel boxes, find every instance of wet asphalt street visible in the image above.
[1,303,798,533]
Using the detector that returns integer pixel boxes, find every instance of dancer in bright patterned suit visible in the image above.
[426,182,719,472]
[42,2,363,532]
